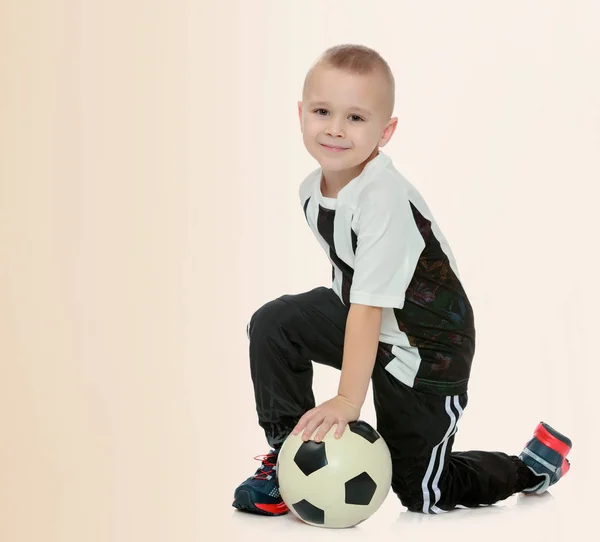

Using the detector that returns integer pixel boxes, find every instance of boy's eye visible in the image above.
[313,109,364,122]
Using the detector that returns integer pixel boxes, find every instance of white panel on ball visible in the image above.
[276,420,393,529]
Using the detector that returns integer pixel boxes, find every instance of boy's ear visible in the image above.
[297,101,303,129]
[379,117,399,147]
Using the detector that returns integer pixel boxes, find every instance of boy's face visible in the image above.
[298,65,397,172]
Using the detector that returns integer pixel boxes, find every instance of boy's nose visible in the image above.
[326,123,345,138]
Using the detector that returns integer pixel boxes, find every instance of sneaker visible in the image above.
[519,421,572,495]
[232,450,289,516]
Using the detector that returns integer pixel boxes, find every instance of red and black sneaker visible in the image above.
[232,450,289,516]
[519,421,572,495]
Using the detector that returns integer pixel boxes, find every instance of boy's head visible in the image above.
[298,44,398,173]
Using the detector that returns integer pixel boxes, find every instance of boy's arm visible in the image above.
[337,303,382,408]
[292,303,382,443]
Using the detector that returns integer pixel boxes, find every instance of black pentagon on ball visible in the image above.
[293,440,328,476]
[292,499,325,524]
[348,420,380,443]
[345,471,377,505]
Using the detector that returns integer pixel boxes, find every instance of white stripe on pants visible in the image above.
[421,395,464,514]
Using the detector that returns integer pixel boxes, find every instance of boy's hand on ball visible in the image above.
[292,395,360,443]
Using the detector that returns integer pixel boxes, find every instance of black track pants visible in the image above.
[247,286,529,513]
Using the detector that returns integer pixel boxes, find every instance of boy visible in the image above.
[232,44,572,516]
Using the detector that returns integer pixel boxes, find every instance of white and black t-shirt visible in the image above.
[299,151,475,395]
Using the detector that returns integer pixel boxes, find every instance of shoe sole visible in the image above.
[232,488,289,516]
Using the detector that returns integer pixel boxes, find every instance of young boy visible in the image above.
[232,44,572,516]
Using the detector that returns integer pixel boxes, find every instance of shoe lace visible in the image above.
[252,452,278,480]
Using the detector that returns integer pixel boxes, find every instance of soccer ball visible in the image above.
[276,420,392,528]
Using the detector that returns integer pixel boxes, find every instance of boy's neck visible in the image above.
[320,171,351,198]
[320,149,380,198]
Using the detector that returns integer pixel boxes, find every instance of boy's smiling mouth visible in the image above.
[320,143,350,151]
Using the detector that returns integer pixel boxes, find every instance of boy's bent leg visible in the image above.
[371,363,533,513]
[247,287,348,449]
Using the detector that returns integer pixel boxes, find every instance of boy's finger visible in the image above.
[302,417,322,441]
[314,418,334,443]
[334,420,348,439]
[292,411,312,434]
[291,420,304,434]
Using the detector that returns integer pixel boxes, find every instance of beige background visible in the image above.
[1,0,598,541]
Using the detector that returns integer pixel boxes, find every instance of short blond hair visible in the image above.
[303,44,395,117]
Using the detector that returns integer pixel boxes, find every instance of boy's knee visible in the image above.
[390,462,432,513]
[247,297,297,340]
[392,477,424,513]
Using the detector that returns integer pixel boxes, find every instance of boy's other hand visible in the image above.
[291,395,360,443]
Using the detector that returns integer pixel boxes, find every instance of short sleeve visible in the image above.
[349,189,425,309]
[299,170,319,206]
